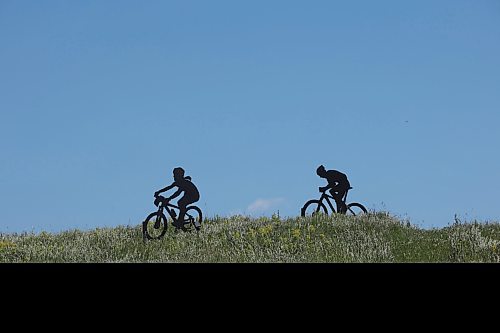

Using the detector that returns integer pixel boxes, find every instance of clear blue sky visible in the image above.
[1,0,499,233]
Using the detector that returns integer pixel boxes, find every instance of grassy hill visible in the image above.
[1,213,499,263]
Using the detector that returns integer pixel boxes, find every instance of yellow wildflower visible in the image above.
[258,225,272,236]
[0,241,15,249]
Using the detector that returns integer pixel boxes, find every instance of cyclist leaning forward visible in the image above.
[316,165,351,214]
[155,167,200,229]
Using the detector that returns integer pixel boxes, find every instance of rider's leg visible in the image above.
[177,210,185,229]
[334,197,344,213]
[176,196,193,229]
[338,189,348,213]
[331,188,347,213]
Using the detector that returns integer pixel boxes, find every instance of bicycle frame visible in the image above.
[318,189,350,213]
[319,193,339,213]
[156,198,195,225]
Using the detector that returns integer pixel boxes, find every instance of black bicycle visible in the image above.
[142,194,203,240]
[301,187,367,217]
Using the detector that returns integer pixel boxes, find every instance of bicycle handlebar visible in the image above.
[153,194,180,210]
[154,194,169,207]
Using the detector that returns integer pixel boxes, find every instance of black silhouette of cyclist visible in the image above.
[155,167,200,229]
[316,165,351,214]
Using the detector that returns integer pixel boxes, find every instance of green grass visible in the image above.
[1,213,499,262]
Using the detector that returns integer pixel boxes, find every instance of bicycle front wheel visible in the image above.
[301,200,328,217]
[345,203,368,216]
[183,206,203,231]
[143,211,168,240]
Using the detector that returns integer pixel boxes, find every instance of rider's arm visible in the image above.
[320,181,338,192]
[167,188,182,201]
[156,183,175,196]
[319,183,333,192]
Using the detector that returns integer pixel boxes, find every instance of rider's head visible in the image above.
[173,167,185,181]
[316,165,327,178]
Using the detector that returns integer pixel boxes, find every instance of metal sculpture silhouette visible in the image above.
[143,167,202,240]
[301,165,367,217]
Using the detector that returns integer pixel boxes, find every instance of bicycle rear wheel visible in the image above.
[183,206,203,231]
[345,203,367,216]
[143,211,168,240]
[301,200,328,217]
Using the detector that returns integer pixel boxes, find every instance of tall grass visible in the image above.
[1,213,499,263]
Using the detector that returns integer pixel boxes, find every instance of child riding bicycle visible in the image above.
[154,167,200,229]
